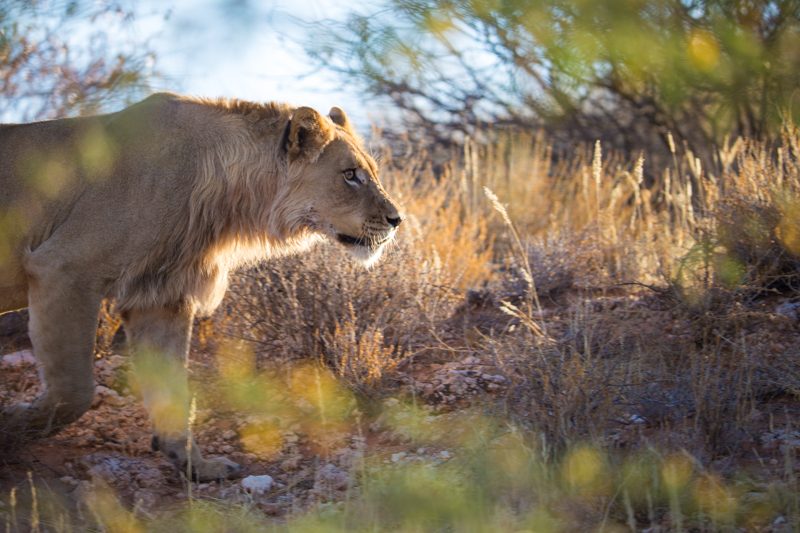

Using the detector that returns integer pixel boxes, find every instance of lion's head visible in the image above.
[284,106,402,266]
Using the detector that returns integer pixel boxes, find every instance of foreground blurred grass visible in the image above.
[3,126,799,530]
[9,395,797,531]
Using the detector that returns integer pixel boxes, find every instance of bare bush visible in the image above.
[221,240,456,392]
[0,1,156,121]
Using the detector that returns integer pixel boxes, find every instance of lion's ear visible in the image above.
[287,107,335,161]
[329,106,352,131]
[330,106,365,144]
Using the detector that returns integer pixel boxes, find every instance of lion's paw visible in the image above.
[190,456,242,482]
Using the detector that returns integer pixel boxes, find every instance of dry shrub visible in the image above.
[498,332,619,447]
[409,191,494,290]
[667,128,800,299]
[498,231,640,304]
[459,132,692,288]
[217,142,500,390]
[386,146,495,290]
[477,128,800,454]
[221,240,451,391]
[714,137,800,294]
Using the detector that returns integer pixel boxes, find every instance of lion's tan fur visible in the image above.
[0,93,401,478]
[1,93,394,315]
[112,96,314,314]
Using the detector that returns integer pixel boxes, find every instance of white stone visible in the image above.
[241,474,274,495]
[629,414,647,425]
[1,350,36,368]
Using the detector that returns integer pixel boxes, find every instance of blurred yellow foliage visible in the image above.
[561,445,609,496]
[240,421,284,459]
[688,29,720,72]
[661,453,694,492]
[694,474,738,524]
[130,350,190,437]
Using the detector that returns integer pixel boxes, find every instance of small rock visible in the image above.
[222,430,237,441]
[391,452,406,463]
[241,474,274,495]
[93,385,125,407]
[94,355,130,391]
[1,350,36,368]
[439,450,451,460]
[75,433,98,447]
[280,455,302,471]
[628,414,647,425]
[775,301,800,320]
[104,354,129,370]
[132,490,158,512]
[314,463,350,492]
[80,453,165,490]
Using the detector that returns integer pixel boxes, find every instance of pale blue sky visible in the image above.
[135,0,383,128]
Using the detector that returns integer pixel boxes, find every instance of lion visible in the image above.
[0,93,402,480]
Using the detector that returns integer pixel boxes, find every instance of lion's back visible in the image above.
[0,95,197,302]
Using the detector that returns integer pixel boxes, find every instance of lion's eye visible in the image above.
[343,168,359,184]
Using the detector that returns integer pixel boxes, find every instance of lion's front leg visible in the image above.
[124,305,241,481]
[0,268,102,447]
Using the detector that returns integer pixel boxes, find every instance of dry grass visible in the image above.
[216,146,490,392]
[221,124,800,442]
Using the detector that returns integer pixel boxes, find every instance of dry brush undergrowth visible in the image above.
[226,127,800,431]
[3,127,799,531]
[218,147,493,392]
[200,127,799,529]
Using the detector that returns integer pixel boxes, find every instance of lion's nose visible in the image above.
[386,215,403,228]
